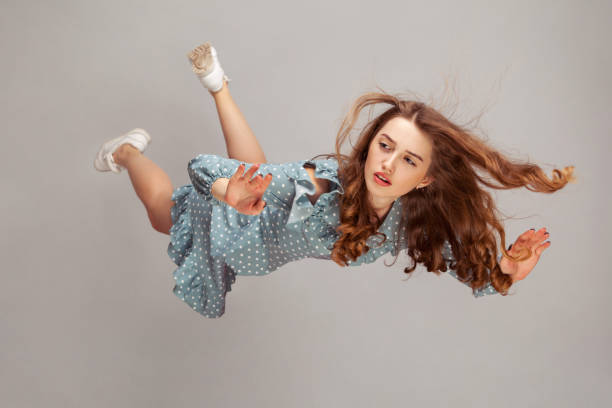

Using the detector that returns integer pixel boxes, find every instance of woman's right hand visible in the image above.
[224,163,273,215]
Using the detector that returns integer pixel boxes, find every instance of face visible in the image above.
[364,116,434,212]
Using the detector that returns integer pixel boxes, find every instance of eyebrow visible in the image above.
[380,134,424,162]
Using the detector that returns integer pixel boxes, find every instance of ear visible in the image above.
[418,176,434,189]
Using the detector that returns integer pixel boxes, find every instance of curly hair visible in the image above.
[312,91,576,296]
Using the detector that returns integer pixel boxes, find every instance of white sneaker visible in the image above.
[93,128,151,173]
[187,42,231,93]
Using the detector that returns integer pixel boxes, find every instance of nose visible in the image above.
[382,156,395,174]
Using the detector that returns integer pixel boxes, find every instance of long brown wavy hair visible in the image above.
[312,91,576,296]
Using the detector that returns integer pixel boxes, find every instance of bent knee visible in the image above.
[152,221,171,235]
[147,204,174,235]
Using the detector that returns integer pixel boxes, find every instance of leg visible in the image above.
[113,144,174,235]
[186,43,267,164]
[210,81,267,164]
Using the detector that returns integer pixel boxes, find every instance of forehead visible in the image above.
[376,117,432,154]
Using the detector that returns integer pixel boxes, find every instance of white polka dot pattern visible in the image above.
[167,154,499,318]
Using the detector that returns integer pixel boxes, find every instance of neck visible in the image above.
[368,192,395,221]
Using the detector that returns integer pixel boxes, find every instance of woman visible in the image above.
[94,42,575,318]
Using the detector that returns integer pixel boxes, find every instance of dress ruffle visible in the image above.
[285,158,344,231]
[188,154,241,204]
[167,185,193,265]
[167,185,236,318]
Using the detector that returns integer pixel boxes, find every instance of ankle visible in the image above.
[210,79,229,96]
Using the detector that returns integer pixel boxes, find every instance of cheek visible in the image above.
[367,146,381,163]
[364,149,375,168]
[393,172,420,192]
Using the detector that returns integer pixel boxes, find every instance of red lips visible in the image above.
[374,172,392,186]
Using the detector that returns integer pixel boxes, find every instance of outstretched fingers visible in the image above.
[234,163,263,183]
[513,227,551,257]
[234,163,246,179]
[532,227,551,256]
[244,165,272,190]
[527,228,549,247]
[535,240,551,256]
[243,163,260,181]
[259,173,273,190]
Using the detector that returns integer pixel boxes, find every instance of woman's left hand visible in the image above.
[500,227,551,283]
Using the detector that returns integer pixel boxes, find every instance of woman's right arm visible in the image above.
[208,163,271,215]
[188,154,269,213]
[188,154,334,222]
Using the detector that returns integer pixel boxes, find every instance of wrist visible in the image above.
[211,177,230,203]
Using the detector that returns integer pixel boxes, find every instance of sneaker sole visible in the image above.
[187,42,215,76]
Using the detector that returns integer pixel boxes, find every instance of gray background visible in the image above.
[2,0,610,407]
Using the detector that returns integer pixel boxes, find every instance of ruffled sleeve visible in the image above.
[187,154,242,205]
[187,154,268,259]
[441,240,500,297]
[284,158,344,231]
[285,174,318,227]
[186,154,346,233]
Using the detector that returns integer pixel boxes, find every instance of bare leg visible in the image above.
[113,144,174,235]
[209,81,267,164]
[187,42,266,163]
[187,43,267,163]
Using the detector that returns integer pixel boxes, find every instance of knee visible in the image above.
[147,208,172,235]
[152,222,171,235]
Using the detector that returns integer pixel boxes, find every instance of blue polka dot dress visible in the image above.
[167,154,499,318]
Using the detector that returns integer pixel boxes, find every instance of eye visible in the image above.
[379,142,416,166]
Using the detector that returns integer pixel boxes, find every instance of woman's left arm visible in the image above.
[441,241,498,297]
[444,227,551,297]
[500,227,551,283]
